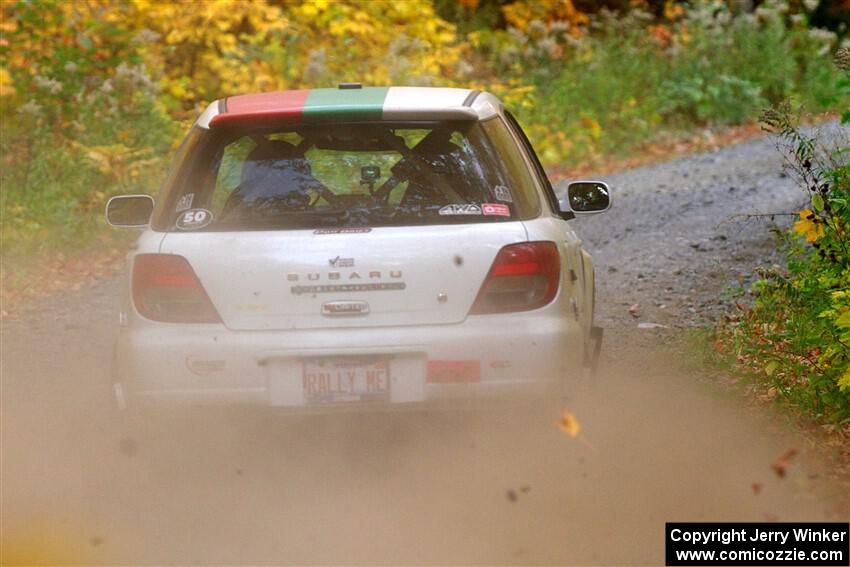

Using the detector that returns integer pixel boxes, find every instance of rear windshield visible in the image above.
[154,120,541,232]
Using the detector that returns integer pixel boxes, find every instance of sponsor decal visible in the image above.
[439,204,482,216]
[493,185,513,203]
[321,300,370,316]
[482,203,511,217]
[313,228,372,235]
[329,256,355,268]
[176,208,213,230]
[175,193,194,212]
[427,360,481,384]
[292,282,406,295]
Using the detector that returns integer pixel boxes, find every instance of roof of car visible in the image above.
[196,86,497,128]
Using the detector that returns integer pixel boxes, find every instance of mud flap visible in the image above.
[584,326,604,377]
[111,344,128,411]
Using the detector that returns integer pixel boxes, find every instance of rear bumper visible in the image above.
[115,313,583,409]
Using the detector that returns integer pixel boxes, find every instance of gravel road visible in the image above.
[580,128,813,330]
[3,127,848,564]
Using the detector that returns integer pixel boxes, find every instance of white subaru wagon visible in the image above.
[106,85,610,410]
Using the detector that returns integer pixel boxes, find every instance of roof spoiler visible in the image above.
[196,87,485,129]
[205,107,480,128]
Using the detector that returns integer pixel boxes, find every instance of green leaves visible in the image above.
[836,310,850,331]
[725,84,850,424]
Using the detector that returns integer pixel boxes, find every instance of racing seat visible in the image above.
[222,140,327,216]
[393,131,469,207]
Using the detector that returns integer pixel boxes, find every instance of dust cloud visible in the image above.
[2,311,846,564]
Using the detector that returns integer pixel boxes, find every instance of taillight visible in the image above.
[132,254,221,323]
[470,241,561,314]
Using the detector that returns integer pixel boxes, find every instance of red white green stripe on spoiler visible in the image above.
[196,86,489,128]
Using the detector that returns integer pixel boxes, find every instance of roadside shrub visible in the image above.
[659,75,767,125]
[714,48,850,425]
[0,0,176,260]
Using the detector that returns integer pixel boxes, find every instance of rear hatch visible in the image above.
[158,223,528,330]
[149,110,546,330]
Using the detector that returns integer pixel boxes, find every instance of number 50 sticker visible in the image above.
[176,208,213,230]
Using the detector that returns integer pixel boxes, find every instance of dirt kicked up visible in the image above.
[2,126,848,564]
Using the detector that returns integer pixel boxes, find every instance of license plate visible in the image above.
[302,358,389,404]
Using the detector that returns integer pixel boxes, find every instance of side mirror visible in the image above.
[105,195,154,228]
[560,181,611,216]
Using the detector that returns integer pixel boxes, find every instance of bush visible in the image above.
[0,0,177,260]
[713,48,850,425]
[482,1,844,165]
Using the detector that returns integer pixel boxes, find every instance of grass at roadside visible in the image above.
[702,50,850,434]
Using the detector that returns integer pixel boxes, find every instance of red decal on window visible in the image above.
[482,203,510,217]
[427,360,481,384]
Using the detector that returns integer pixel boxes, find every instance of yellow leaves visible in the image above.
[503,0,588,32]
[328,15,375,38]
[278,0,461,88]
[557,408,581,437]
[0,67,15,97]
[168,82,189,100]
[253,72,277,92]
[502,2,536,32]
[793,209,825,243]
[299,1,321,18]
[70,142,160,189]
[130,0,290,103]
[2,0,458,107]
[493,83,535,110]
[528,122,575,164]
[664,1,686,21]
[839,367,850,391]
